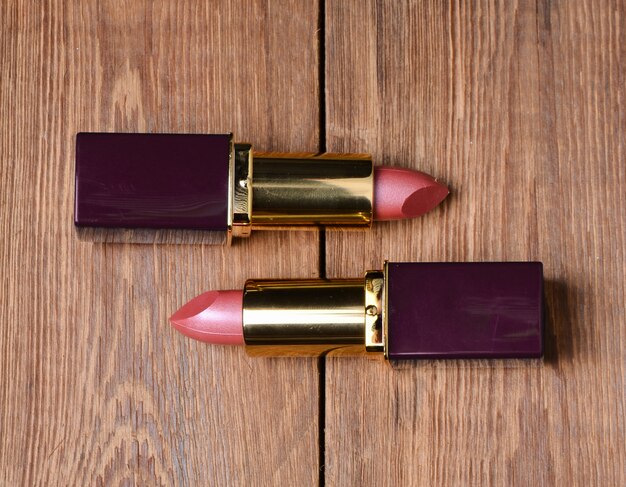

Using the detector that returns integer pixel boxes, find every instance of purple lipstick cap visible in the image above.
[386,262,544,359]
[74,133,231,230]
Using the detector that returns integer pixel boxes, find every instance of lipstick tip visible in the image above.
[169,290,244,345]
[373,166,449,221]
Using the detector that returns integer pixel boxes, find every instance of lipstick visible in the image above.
[74,133,448,242]
[170,262,544,359]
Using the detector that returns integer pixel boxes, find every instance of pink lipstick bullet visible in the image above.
[170,290,244,345]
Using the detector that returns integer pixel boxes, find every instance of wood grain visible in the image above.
[0,1,321,485]
[324,0,625,485]
[3,0,625,485]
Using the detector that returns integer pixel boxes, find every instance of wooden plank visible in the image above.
[324,0,625,485]
[0,0,321,484]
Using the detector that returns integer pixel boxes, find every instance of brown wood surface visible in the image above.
[325,0,625,486]
[0,1,321,485]
[2,0,625,486]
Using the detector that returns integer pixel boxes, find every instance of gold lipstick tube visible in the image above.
[242,271,386,357]
[229,143,374,238]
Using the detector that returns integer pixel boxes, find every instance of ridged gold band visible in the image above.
[364,270,385,352]
[227,142,253,241]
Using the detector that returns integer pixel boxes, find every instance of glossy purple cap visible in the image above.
[74,133,231,230]
[386,262,544,359]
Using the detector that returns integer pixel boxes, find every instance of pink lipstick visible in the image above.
[74,133,448,242]
[170,290,244,345]
[170,262,544,360]
[373,167,449,221]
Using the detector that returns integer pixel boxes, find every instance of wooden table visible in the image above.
[1,1,624,485]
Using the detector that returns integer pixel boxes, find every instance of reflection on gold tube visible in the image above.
[250,152,373,226]
[243,279,365,356]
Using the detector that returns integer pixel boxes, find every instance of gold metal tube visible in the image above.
[243,278,365,356]
[250,152,373,227]
[242,271,388,356]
